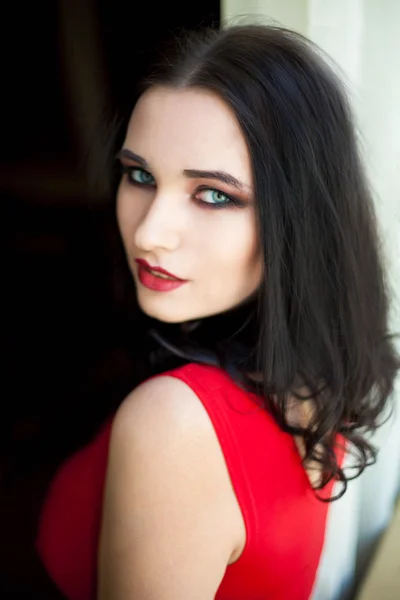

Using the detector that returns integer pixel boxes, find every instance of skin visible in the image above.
[98,87,263,599]
[116,86,262,323]
[98,376,247,600]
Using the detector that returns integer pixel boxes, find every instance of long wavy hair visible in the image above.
[113,24,399,500]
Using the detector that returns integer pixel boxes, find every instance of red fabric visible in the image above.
[36,419,113,600]
[36,363,345,600]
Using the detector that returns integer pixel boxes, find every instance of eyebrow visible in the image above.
[117,148,250,193]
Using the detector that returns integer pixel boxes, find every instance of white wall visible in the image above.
[222,0,308,32]
[221,2,400,598]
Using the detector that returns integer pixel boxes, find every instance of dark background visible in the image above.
[1,1,219,597]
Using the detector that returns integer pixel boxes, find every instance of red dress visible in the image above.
[36,363,345,600]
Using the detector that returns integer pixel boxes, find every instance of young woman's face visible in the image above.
[117,86,262,323]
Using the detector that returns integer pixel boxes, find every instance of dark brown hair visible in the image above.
[118,24,400,499]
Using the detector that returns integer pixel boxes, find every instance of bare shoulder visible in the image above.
[113,374,214,442]
[98,374,245,600]
[109,375,231,475]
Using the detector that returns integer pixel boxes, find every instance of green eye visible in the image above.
[202,189,231,205]
[129,168,156,186]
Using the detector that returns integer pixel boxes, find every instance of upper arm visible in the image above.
[97,375,238,600]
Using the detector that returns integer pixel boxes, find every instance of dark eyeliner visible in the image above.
[194,186,246,209]
[119,164,155,186]
[118,165,245,208]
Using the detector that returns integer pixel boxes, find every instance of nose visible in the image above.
[134,192,183,253]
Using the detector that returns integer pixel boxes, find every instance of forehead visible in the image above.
[125,86,252,181]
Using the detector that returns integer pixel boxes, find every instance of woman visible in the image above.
[36,24,399,600]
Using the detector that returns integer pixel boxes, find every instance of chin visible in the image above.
[136,289,239,324]
[139,300,229,324]
[138,301,189,324]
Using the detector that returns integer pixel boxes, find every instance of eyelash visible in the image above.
[119,165,245,210]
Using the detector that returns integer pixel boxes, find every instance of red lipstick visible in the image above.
[135,259,187,292]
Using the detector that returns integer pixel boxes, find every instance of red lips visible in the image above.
[134,259,188,292]
[135,259,185,281]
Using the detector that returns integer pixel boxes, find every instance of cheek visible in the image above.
[212,217,260,274]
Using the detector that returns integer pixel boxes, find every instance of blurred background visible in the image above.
[1,1,399,599]
[1,1,219,597]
